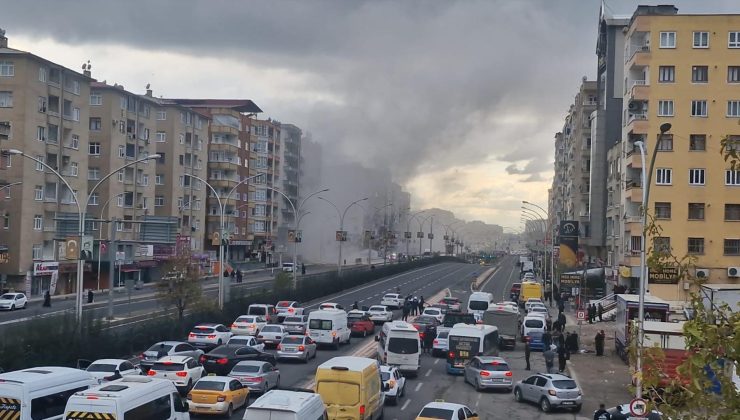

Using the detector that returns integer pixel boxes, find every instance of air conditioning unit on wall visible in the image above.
[695,268,710,279]
[728,267,740,278]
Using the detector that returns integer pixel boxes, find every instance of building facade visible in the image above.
[277,123,301,254]
[248,117,281,262]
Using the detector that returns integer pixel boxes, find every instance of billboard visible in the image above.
[558,221,579,269]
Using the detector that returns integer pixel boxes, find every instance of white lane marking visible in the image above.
[425,369,431,377]
[414,382,423,392]
[502,264,518,302]
[434,359,440,365]
[401,399,411,411]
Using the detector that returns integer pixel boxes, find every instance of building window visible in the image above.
[89,192,99,206]
[69,162,78,177]
[693,31,709,48]
[690,134,706,151]
[90,92,102,105]
[658,100,674,116]
[69,134,80,150]
[88,142,101,155]
[38,66,47,82]
[89,117,101,131]
[655,202,672,219]
[658,66,675,83]
[33,215,42,231]
[728,101,740,117]
[729,66,740,83]
[38,96,47,113]
[725,204,740,221]
[118,145,125,158]
[657,134,673,151]
[32,244,42,260]
[656,168,672,185]
[34,185,43,201]
[156,131,166,143]
[155,174,163,185]
[156,111,166,121]
[726,170,740,185]
[88,167,100,180]
[155,196,164,207]
[688,238,705,254]
[692,66,708,83]
[688,203,706,220]
[0,61,14,77]
[0,91,12,108]
[660,32,676,48]
[691,100,708,117]
[689,169,706,185]
[36,126,45,141]
[729,32,740,48]
[724,239,740,255]
[653,237,671,254]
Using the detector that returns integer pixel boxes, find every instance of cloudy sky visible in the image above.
[2,0,738,229]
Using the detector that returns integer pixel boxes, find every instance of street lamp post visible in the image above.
[523,201,553,307]
[318,196,368,275]
[96,192,125,290]
[7,149,159,325]
[359,202,393,268]
[405,210,424,259]
[522,207,548,281]
[417,215,433,256]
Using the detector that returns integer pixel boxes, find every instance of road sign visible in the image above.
[629,398,648,416]
[576,309,586,321]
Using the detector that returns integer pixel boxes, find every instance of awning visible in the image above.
[120,268,140,273]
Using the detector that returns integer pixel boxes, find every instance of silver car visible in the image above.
[227,361,280,393]
[138,341,204,373]
[514,373,583,413]
[277,335,317,362]
[257,325,285,348]
[464,356,513,392]
[282,315,308,335]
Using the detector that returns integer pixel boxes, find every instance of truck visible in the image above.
[700,284,740,317]
[521,260,534,273]
[518,281,543,306]
[614,294,670,361]
[482,307,519,349]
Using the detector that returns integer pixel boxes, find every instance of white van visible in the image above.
[242,389,327,420]
[307,309,351,349]
[521,315,546,340]
[377,321,421,376]
[0,366,97,420]
[64,376,190,420]
[248,304,277,323]
[467,292,494,320]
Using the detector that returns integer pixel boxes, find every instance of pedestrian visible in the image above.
[556,332,565,350]
[301,263,306,275]
[543,344,556,374]
[524,339,531,370]
[87,289,94,304]
[588,304,594,324]
[236,270,242,283]
[593,403,611,420]
[557,344,569,373]
[558,299,565,314]
[611,405,628,420]
[230,270,236,281]
[352,301,359,310]
[43,290,51,307]
[558,312,566,332]
[402,301,410,321]
[423,328,435,354]
[396,286,401,295]
[595,330,605,356]
[412,297,419,316]
[417,297,425,314]
[598,303,604,322]
[552,319,559,333]
[542,330,552,349]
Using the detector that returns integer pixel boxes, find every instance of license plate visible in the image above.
[284,347,296,352]
[561,401,574,405]
[208,373,216,376]
[490,378,503,383]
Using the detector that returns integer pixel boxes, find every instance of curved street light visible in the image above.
[405,210,425,258]
[357,202,393,268]
[417,214,434,256]
[318,196,368,275]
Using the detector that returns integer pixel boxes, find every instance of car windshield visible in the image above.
[388,337,419,354]
[416,316,437,324]
[369,307,384,312]
[469,301,489,311]
[281,337,304,344]
[249,307,267,315]
[309,319,332,330]
[151,362,185,371]
[262,326,281,333]
[236,316,256,323]
[283,317,303,323]
[417,408,454,419]
[87,363,117,372]
[524,319,544,328]
[147,344,173,352]
[231,364,260,374]
[0,294,16,300]
[482,362,510,371]
[380,371,391,381]
[424,309,440,314]
[437,331,449,339]
[229,338,251,345]
[193,381,226,391]
[192,327,215,334]
[277,301,292,307]
[553,380,578,389]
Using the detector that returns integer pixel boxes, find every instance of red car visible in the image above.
[347,310,375,337]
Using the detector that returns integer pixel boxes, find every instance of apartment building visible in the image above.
[277,123,301,252]
[0,31,93,294]
[619,5,740,300]
[249,118,281,261]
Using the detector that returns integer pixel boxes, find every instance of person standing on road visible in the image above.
[236,270,242,283]
[543,345,556,374]
[301,263,306,275]
[423,328,435,354]
[419,296,425,312]
[43,290,51,307]
[411,296,419,316]
[557,343,569,373]
[542,330,552,349]
[524,339,531,370]
[598,303,604,322]
[558,299,565,314]
[587,304,594,324]
[87,289,94,304]
[402,301,410,321]
[593,403,611,420]
[595,330,605,356]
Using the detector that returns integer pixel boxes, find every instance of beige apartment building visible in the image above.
[248,118,281,263]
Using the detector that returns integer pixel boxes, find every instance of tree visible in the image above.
[273,271,292,296]
[156,248,202,322]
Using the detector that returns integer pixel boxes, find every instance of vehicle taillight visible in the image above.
[548,390,557,396]
[480,371,490,377]
[359,404,366,415]
[276,344,282,350]
[298,345,305,351]
[199,355,206,364]
[147,370,156,376]
[186,393,192,400]
[188,333,195,338]
[288,308,294,313]
[138,353,145,359]
[231,324,237,328]
[217,358,229,365]
[250,376,263,382]
[217,395,226,402]
[505,371,513,377]
[176,371,187,377]
[433,340,439,345]
[448,351,455,359]
[207,335,216,339]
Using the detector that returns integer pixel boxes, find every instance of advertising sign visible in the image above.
[559,273,582,286]
[648,266,680,284]
[33,261,59,275]
[81,235,94,260]
[558,221,579,268]
[335,231,347,241]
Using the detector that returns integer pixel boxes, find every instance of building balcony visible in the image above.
[208,159,240,170]
[625,43,650,68]
[626,113,648,134]
[629,80,649,101]
[626,183,643,202]
[626,151,642,168]
[209,141,239,152]
[210,124,239,136]
[208,177,239,188]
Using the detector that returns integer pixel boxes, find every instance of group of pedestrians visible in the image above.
[587,302,604,324]
[401,295,425,321]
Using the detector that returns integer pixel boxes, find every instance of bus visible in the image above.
[446,323,499,375]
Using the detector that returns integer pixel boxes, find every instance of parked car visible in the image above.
[380,293,404,309]
[367,305,393,323]
[86,359,141,383]
[318,302,344,311]
[200,344,276,376]
[514,373,583,413]
[416,401,479,419]
[257,325,286,348]
[187,376,249,417]
[421,307,444,323]
[282,315,308,335]
[440,297,462,312]
[0,292,27,311]
[277,335,317,363]
[147,355,206,393]
[139,341,204,373]
[227,335,265,351]
[432,330,449,357]
[380,365,406,405]
[463,356,513,392]
[275,300,304,321]
[230,315,266,336]
[347,310,376,337]
[187,323,233,349]
[227,361,280,393]
[281,262,295,272]
[524,299,544,312]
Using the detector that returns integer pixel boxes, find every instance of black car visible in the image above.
[200,344,277,376]
[442,311,477,328]
[412,315,440,340]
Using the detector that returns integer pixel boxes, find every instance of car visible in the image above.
[188,323,233,349]
[200,344,276,376]
[0,292,27,311]
[347,310,376,337]
[247,304,278,324]
[281,315,308,335]
[412,315,440,341]
[85,359,141,383]
[421,307,444,323]
[138,341,204,373]
[147,355,206,393]
[606,403,664,419]
[281,262,295,272]
[227,335,265,351]
[523,272,535,280]
[367,305,393,323]
[496,301,519,312]
[318,302,344,311]
[230,315,267,336]
[429,303,448,314]
[440,297,462,312]
[277,335,317,363]
[514,373,583,413]
[432,330,449,357]
[257,324,286,348]
[187,376,249,417]
[416,401,479,419]
[525,298,544,312]
[380,365,406,405]
[463,356,513,392]
[275,300,304,321]
[227,361,280,393]
[380,293,404,309]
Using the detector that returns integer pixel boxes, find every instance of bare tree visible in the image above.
[156,248,202,322]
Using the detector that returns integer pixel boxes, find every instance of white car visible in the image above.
[421,307,444,323]
[367,305,393,323]
[188,323,233,348]
[380,293,404,309]
[282,262,295,272]
[417,401,479,419]
[275,300,304,321]
[227,335,265,352]
[432,330,449,357]
[525,299,544,312]
[231,315,267,336]
[257,325,285,348]
[318,302,345,311]
[0,293,27,311]
[147,355,205,392]
[496,301,520,313]
[380,365,406,405]
[85,359,141,383]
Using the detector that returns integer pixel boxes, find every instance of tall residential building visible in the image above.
[619,5,740,300]
[277,123,301,252]
[249,118,281,261]
[0,31,93,295]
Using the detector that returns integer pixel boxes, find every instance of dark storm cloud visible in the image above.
[1,0,738,183]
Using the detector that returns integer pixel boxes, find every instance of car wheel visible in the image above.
[539,397,551,413]
[514,388,523,402]
[475,379,483,392]
[9,304,14,311]
[217,339,222,345]
[225,403,233,418]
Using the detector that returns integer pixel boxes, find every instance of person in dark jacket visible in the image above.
[588,304,594,324]
[87,289,94,304]
[43,290,51,307]
[558,299,565,314]
[598,303,604,322]
[423,328,435,354]
[558,312,566,332]
[301,263,306,275]
[593,403,611,420]
[402,301,410,321]
[557,344,569,373]
[542,330,552,349]
[236,270,242,283]
[524,339,531,370]
[595,330,605,356]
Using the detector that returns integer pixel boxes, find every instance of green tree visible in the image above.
[273,271,292,296]
[156,248,202,322]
